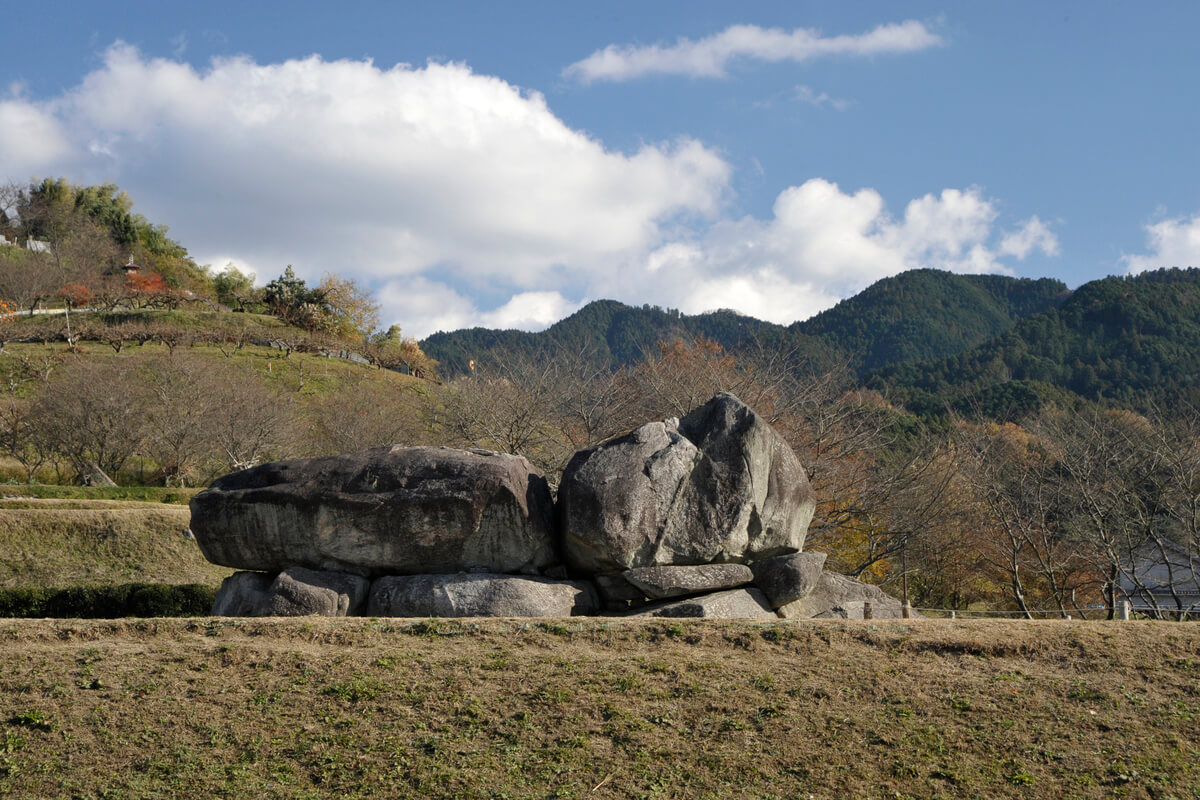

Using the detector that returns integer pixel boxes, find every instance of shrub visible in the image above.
[0,583,215,618]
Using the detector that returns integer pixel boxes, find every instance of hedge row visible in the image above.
[0,583,215,618]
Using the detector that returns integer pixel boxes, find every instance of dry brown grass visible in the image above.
[0,504,232,589]
[1,617,1197,799]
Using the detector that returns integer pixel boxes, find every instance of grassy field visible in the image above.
[0,500,231,589]
[0,617,1197,799]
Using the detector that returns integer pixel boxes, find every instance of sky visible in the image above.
[2,2,1198,339]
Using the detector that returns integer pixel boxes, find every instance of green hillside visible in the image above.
[422,299,822,376]
[873,268,1200,417]
[421,269,1067,378]
[793,269,1067,374]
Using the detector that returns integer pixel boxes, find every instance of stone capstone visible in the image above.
[559,393,815,573]
[623,564,754,600]
[367,574,599,618]
[777,571,907,620]
[190,446,557,576]
[749,551,828,609]
[634,588,778,619]
[211,567,370,617]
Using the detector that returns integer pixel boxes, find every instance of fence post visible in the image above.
[1119,600,1130,621]
[863,601,873,620]
[949,610,956,620]
[901,604,912,619]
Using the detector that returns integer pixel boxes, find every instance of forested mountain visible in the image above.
[422,299,834,376]
[791,269,1067,374]
[422,269,1068,378]
[872,268,1200,417]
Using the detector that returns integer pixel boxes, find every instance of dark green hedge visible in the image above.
[0,583,215,618]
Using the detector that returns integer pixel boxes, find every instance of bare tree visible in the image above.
[35,357,149,484]
[954,418,1098,618]
[434,348,575,481]
[202,366,299,474]
[0,355,57,482]
[304,373,429,456]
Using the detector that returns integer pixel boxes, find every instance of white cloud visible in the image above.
[1123,212,1200,273]
[0,98,75,176]
[2,44,1058,339]
[793,85,852,111]
[379,279,580,338]
[998,215,1060,260]
[564,21,943,83]
[623,180,1058,325]
[4,44,728,290]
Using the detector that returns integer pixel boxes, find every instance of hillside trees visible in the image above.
[36,358,149,484]
[211,264,258,310]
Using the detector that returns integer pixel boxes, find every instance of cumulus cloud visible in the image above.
[2,44,1057,338]
[2,44,729,286]
[1122,212,1200,274]
[0,98,75,175]
[998,215,1061,260]
[621,180,1059,324]
[564,21,942,83]
[378,279,580,338]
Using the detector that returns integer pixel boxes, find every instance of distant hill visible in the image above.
[421,299,833,376]
[421,269,1068,378]
[871,268,1200,417]
[792,269,1068,375]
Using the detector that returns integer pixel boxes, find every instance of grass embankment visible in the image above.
[0,500,231,589]
[1,618,1197,799]
[0,486,197,504]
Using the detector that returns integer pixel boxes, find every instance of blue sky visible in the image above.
[3,2,1198,337]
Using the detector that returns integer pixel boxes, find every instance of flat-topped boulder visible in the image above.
[190,446,557,576]
[623,564,753,600]
[559,393,815,573]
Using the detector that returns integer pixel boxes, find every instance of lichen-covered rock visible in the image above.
[559,394,815,573]
[623,564,753,600]
[633,588,778,619]
[190,446,557,576]
[777,571,908,619]
[367,574,598,618]
[750,551,827,609]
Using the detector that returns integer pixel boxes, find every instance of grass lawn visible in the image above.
[0,617,1197,799]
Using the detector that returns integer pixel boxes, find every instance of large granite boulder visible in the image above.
[210,567,370,617]
[191,446,557,576]
[777,572,908,620]
[559,393,815,573]
[633,588,777,619]
[623,564,753,600]
[750,551,827,609]
[367,574,598,618]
